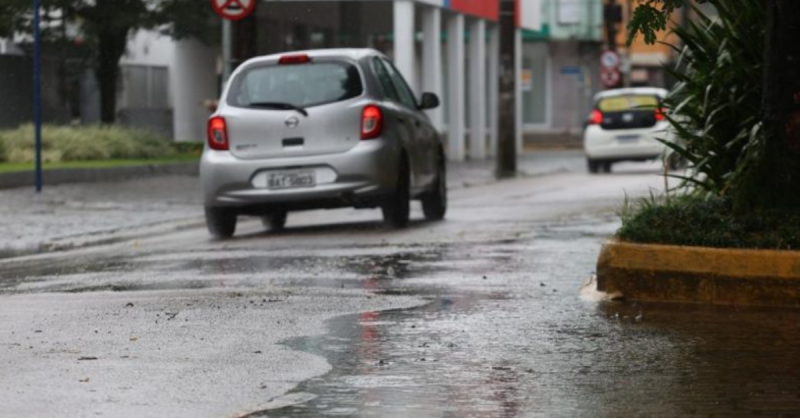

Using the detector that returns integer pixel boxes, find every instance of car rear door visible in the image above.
[222,57,365,160]
[371,57,424,189]
[379,58,436,189]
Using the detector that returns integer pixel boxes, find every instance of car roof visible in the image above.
[242,48,383,67]
[594,87,668,101]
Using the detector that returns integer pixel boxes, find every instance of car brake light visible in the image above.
[278,54,311,65]
[588,109,603,125]
[361,105,383,140]
[655,107,667,121]
[207,116,229,151]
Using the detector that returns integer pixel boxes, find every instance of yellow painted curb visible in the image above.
[596,240,800,307]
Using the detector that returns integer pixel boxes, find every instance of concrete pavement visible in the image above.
[7,155,770,417]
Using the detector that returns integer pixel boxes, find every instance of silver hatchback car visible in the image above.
[201,48,447,238]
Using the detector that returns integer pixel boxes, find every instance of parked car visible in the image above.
[583,87,674,173]
[201,48,447,238]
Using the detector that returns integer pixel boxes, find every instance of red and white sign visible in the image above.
[211,0,256,21]
[601,68,621,88]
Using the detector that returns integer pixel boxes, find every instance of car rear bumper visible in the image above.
[200,139,398,208]
[583,123,670,161]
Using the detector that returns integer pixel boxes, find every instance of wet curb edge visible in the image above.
[596,240,800,307]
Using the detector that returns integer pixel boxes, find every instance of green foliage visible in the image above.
[627,0,692,45]
[618,194,800,250]
[0,0,215,43]
[657,0,765,198]
[0,125,176,164]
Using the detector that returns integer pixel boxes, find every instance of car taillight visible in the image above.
[361,105,383,140]
[207,116,229,151]
[278,54,311,65]
[587,109,603,125]
[655,107,667,121]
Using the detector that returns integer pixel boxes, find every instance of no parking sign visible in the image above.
[211,0,256,21]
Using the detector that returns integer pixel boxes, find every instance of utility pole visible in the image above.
[496,0,517,178]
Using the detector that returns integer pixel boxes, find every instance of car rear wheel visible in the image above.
[205,206,237,239]
[261,211,288,232]
[587,158,600,174]
[382,157,411,228]
[422,154,447,221]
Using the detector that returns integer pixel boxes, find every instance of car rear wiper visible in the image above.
[247,102,308,117]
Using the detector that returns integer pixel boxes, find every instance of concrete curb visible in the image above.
[0,162,199,190]
[596,240,800,307]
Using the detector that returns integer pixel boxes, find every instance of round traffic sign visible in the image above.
[211,0,256,21]
[601,68,621,88]
[601,50,620,69]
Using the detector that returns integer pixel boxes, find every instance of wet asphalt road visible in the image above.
[3,156,800,417]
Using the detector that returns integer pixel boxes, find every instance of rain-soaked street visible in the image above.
[2,155,800,417]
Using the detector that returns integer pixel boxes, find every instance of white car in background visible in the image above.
[583,87,673,173]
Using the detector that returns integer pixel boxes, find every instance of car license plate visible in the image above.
[617,135,640,143]
[267,171,315,190]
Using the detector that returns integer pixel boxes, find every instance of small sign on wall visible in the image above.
[521,69,533,91]
[558,0,582,25]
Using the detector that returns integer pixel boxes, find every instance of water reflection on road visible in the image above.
[260,226,800,417]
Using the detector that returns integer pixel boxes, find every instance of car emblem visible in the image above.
[623,113,634,123]
[285,116,300,128]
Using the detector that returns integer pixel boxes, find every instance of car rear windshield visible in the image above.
[227,61,363,109]
[597,95,661,112]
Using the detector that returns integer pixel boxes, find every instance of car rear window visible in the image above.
[227,61,363,109]
[597,95,660,112]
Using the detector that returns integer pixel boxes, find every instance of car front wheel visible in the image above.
[382,157,411,228]
[422,154,447,221]
[205,206,237,239]
[261,211,288,232]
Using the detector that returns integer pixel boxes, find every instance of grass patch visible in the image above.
[0,154,199,174]
[618,194,800,251]
[0,124,202,164]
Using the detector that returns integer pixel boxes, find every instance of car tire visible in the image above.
[602,161,613,173]
[422,153,447,221]
[587,159,600,174]
[261,211,288,232]
[667,154,686,171]
[382,156,411,228]
[205,206,237,239]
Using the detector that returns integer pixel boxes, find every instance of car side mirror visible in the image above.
[418,92,440,110]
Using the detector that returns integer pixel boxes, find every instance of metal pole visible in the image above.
[221,18,232,91]
[33,0,43,193]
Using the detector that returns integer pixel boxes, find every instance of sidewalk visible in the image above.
[0,151,585,258]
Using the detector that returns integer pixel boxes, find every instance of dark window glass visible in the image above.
[227,62,363,108]
[382,58,418,110]
[372,57,400,102]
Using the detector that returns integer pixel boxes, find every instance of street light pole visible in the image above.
[221,18,232,91]
[33,0,43,193]
[496,0,517,178]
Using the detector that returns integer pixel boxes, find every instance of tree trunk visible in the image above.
[95,26,129,124]
[737,0,800,211]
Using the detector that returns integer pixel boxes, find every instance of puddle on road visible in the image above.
[254,295,523,418]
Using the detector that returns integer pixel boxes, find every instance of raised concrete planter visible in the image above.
[597,240,800,307]
[0,162,199,190]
